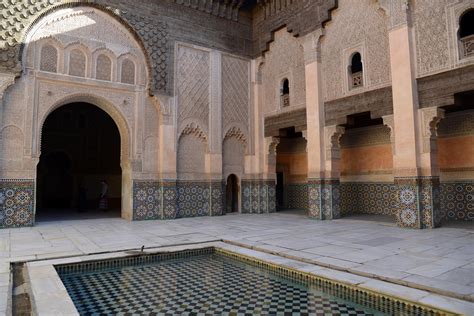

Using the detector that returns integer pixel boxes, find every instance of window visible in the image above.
[459,9,474,58]
[349,52,363,89]
[96,54,112,81]
[121,59,135,84]
[40,45,58,73]
[280,78,290,107]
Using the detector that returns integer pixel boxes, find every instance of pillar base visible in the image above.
[308,178,341,220]
[242,180,276,214]
[0,179,35,228]
[395,177,441,229]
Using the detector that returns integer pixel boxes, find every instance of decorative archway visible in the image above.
[36,97,132,220]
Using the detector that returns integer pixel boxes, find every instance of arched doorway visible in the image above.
[36,102,122,221]
[226,174,239,213]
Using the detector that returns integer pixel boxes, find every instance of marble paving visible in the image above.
[1,212,473,314]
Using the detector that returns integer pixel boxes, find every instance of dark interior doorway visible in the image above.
[36,102,122,221]
[225,174,239,213]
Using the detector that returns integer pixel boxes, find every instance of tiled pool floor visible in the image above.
[59,253,382,315]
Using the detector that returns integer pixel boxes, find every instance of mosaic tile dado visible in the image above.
[340,183,397,216]
[0,179,35,228]
[241,180,276,214]
[286,183,308,210]
[133,180,224,220]
[440,182,473,221]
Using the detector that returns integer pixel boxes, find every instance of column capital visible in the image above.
[378,0,411,31]
[324,125,345,160]
[419,107,445,153]
[382,114,396,154]
[302,30,324,65]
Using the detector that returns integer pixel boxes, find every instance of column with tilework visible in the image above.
[384,0,441,228]
[302,31,342,220]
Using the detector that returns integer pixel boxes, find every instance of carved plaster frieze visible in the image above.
[224,126,247,145]
[419,107,445,153]
[179,121,208,144]
[0,73,16,101]
[382,114,396,154]
[324,125,345,160]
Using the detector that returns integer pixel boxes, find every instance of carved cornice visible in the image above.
[417,65,474,109]
[264,107,307,137]
[324,86,393,126]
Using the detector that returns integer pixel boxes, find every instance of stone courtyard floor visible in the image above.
[1,212,473,313]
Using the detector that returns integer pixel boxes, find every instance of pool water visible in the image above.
[58,252,386,315]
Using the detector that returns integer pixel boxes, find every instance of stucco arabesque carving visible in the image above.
[324,125,345,161]
[224,126,248,148]
[0,73,15,101]
[179,122,208,146]
[420,107,445,154]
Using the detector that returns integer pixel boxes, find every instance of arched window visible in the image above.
[121,59,135,84]
[69,49,86,77]
[280,78,290,107]
[459,9,474,58]
[40,44,58,73]
[96,54,112,81]
[350,52,363,89]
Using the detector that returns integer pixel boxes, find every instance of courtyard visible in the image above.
[1,213,473,314]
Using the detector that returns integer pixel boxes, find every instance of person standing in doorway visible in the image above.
[99,180,108,211]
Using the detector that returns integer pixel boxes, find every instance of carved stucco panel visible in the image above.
[321,0,391,102]
[222,54,249,132]
[176,45,210,132]
[413,0,452,77]
[261,29,306,115]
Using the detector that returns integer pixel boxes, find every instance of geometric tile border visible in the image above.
[340,182,397,217]
[440,182,474,221]
[0,179,35,228]
[241,180,276,214]
[286,183,308,210]
[133,180,224,221]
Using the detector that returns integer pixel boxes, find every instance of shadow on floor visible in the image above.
[441,220,474,230]
[338,214,397,226]
[36,208,121,222]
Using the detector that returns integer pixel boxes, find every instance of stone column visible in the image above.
[302,32,341,220]
[208,50,224,215]
[158,96,177,219]
[384,0,441,228]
